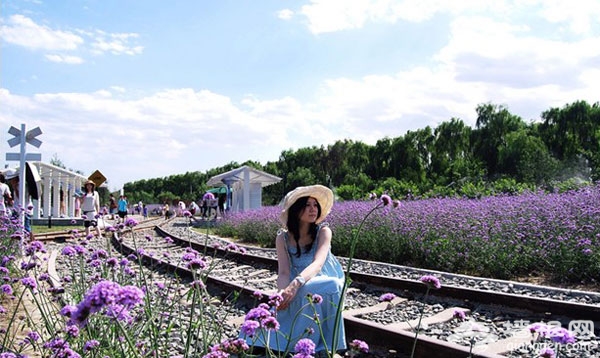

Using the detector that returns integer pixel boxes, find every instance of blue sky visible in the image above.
[1,0,599,191]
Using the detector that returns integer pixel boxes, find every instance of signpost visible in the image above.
[6,124,43,232]
[88,169,107,188]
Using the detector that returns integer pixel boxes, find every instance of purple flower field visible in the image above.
[217,184,600,283]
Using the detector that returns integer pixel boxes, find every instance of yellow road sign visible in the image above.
[88,170,107,187]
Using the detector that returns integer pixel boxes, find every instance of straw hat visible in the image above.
[279,185,334,227]
[2,168,18,180]
[84,180,96,189]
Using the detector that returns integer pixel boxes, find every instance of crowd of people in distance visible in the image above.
[161,193,226,220]
[0,167,229,239]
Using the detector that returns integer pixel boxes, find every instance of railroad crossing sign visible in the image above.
[7,125,43,148]
[88,170,107,187]
[5,123,43,240]
[6,125,43,161]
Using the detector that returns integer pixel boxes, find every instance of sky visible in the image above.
[1,0,600,191]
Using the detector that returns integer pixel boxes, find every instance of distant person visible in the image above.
[24,201,34,241]
[143,204,148,219]
[109,194,117,219]
[218,194,226,216]
[81,180,102,238]
[163,203,171,219]
[208,197,218,219]
[74,193,82,217]
[188,200,200,216]
[200,198,207,219]
[59,189,66,217]
[117,195,128,223]
[177,200,186,216]
[0,172,12,217]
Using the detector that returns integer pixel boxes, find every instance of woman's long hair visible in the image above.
[286,196,322,257]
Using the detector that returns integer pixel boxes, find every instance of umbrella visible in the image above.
[207,187,227,194]
[202,192,215,200]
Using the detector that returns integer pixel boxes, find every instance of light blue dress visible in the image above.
[248,224,347,353]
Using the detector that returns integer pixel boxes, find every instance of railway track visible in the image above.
[44,217,600,357]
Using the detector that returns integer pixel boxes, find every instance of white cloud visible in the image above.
[296,0,600,35]
[44,53,84,64]
[0,14,143,62]
[0,14,83,50]
[90,31,144,56]
[537,0,600,35]
[277,9,294,20]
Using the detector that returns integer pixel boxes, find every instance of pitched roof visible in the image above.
[206,165,281,187]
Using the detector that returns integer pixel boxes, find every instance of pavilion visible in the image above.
[2,161,88,220]
[206,165,281,212]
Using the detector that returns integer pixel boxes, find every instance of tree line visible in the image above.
[122,100,600,205]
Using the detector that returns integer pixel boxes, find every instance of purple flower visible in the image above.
[1,284,13,295]
[268,293,283,308]
[187,258,207,270]
[262,316,280,331]
[25,241,46,255]
[21,277,37,290]
[420,275,441,289]
[83,339,100,352]
[245,306,271,322]
[252,291,263,299]
[27,330,41,342]
[548,327,576,344]
[219,337,249,354]
[60,305,77,317]
[240,320,260,337]
[452,309,467,321]
[379,292,396,302]
[118,285,145,306]
[294,338,316,356]
[68,280,144,327]
[181,252,197,261]
[539,347,555,358]
[61,246,76,256]
[202,350,229,358]
[349,339,369,353]
[311,293,323,304]
[380,194,392,206]
[66,324,79,337]
[124,218,138,227]
[528,322,549,336]
[183,210,192,217]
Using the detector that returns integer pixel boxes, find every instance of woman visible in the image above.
[246,185,346,354]
[0,172,12,217]
[81,180,102,237]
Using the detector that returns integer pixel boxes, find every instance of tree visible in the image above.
[497,130,558,184]
[431,118,474,185]
[472,103,526,178]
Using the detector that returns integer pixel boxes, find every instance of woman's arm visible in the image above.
[94,192,100,213]
[275,232,291,291]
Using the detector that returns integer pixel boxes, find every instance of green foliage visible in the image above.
[121,100,599,204]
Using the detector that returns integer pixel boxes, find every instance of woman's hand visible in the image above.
[277,279,302,311]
